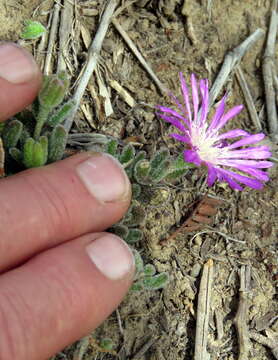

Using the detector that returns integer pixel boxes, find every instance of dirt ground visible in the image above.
[0,0,277,359]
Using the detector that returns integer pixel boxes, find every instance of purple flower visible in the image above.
[157,73,273,190]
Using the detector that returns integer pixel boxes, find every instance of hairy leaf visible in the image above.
[125,228,143,244]
[48,125,67,163]
[143,272,169,290]
[144,264,156,277]
[2,120,23,149]
[105,139,118,157]
[47,99,76,127]
[120,144,135,166]
[21,20,46,40]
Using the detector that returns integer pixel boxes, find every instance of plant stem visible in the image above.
[34,106,50,140]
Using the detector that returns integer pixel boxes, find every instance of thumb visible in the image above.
[0,233,135,360]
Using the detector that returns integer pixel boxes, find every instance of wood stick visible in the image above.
[263,0,278,140]
[209,29,264,107]
[250,330,278,360]
[57,0,73,73]
[64,0,120,132]
[44,3,60,75]
[194,259,214,360]
[235,65,262,131]
[112,18,168,95]
[234,265,251,360]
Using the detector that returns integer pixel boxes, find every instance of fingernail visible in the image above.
[76,153,130,203]
[0,43,39,84]
[86,234,135,280]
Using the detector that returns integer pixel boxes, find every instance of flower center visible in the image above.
[190,125,223,164]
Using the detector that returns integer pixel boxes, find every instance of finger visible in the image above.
[0,232,135,360]
[0,152,131,271]
[0,42,42,122]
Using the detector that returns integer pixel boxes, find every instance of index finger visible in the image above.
[0,43,42,121]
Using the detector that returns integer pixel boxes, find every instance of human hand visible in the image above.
[0,43,135,360]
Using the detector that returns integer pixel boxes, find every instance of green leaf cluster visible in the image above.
[131,250,169,291]
[1,72,75,171]
[21,20,46,40]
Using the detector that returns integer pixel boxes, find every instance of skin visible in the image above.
[0,43,134,360]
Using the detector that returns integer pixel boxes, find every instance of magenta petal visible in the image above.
[217,159,273,169]
[218,168,263,189]
[179,72,192,122]
[199,79,209,126]
[218,146,272,160]
[157,106,189,125]
[208,94,227,132]
[221,174,243,190]
[213,105,244,132]
[217,129,250,140]
[227,133,265,149]
[233,166,269,182]
[170,133,190,143]
[207,165,217,186]
[183,149,202,166]
[191,73,199,122]
[158,113,187,132]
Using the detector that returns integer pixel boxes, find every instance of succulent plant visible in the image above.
[2,72,75,172]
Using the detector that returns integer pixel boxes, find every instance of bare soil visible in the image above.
[1,1,277,359]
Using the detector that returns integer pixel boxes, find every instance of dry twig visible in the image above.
[64,0,120,132]
[112,18,168,95]
[44,3,60,75]
[263,0,278,141]
[194,259,214,360]
[131,336,160,360]
[235,66,262,131]
[234,265,252,360]
[57,0,74,73]
[250,329,278,359]
[209,29,264,107]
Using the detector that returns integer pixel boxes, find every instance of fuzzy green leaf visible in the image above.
[166,154,195,181]
[148,149,171,183]
[134,159,150,184]
[149,159,171,183]
[21,20,46,40]
[165,168,188,181]
[131,183,141,199]
[47,99,76,127]
[39,73,69,109]
[119,144,135,166]
[48,125,67,163]
[9,147,22,163]
[105,139,118,156]
[149,149,169,175]
[99,338,114,351]
[2,120,23,149]
[144,264,156,277]
[126,150,146,178]
[143,272,169,290]
[125,228,143,244]
[130,281,144,291]
[32,140,47,167]
[111,224,129,239]
[39,136,48,165]
[23,137,35,168]
[132,249,144,276]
